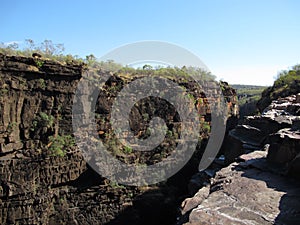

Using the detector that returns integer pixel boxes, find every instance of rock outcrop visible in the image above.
[179,151,300,225]
[223,93,300,169]
[257,72,300,113]
[179,93,300,225]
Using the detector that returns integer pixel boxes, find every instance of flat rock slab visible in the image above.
[183,151,300,225]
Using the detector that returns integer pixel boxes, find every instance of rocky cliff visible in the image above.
[0,53,239,225]
[0,54,141,225]
[178,93,300,225]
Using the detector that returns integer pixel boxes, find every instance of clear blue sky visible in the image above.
[1,0,300,85]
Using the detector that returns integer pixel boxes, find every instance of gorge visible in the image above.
[0,53,299,225]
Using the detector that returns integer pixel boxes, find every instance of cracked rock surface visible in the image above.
[179,151,300,225]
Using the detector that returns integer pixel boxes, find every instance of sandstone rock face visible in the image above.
[0,54,142,225]
[179,151,300,225]
[0,54,239,224]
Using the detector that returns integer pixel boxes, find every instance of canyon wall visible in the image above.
[0,54,238,225]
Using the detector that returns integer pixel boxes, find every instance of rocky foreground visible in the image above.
[178,94,300,225]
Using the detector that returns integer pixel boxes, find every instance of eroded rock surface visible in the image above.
[179,151,300,225]
[179,93,300,225]
[0,53,239,225]
[223,93,300,169]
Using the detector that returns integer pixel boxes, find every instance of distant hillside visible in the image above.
[231,84,267,118]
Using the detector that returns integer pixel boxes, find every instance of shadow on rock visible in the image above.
[232,156,300,225]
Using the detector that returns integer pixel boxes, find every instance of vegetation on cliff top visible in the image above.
[0,39,216,81]
[257,64,300,112]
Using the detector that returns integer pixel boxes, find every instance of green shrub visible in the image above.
[48,135,75,157]
[166,130,173,138]
[108,180,125,189]
[7,122,17,134]
[31,112,54,131]
[0,88,8,96]
[35,59,44,68]
[38,78,46,89]
[201,121,211,133]
[123,145,133,154]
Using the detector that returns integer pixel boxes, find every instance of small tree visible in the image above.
[38,39,65,56]
[143,64,153,70]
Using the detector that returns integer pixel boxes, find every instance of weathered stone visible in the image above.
[267,128,300,169]
[180,92,300,225]
[179,151,300,225]
[223,93,300,167]
[181,186,210,215]
[0,53,240,225]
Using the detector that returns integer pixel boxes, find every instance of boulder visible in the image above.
[223,125,263,164]
[267,128,300,173]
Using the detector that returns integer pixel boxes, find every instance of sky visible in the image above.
[1,0,300,85]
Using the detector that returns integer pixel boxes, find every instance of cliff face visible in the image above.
[0,54,138,225]
[0,54,86,197]
[0,54,238,225]
[0,54,82,155]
